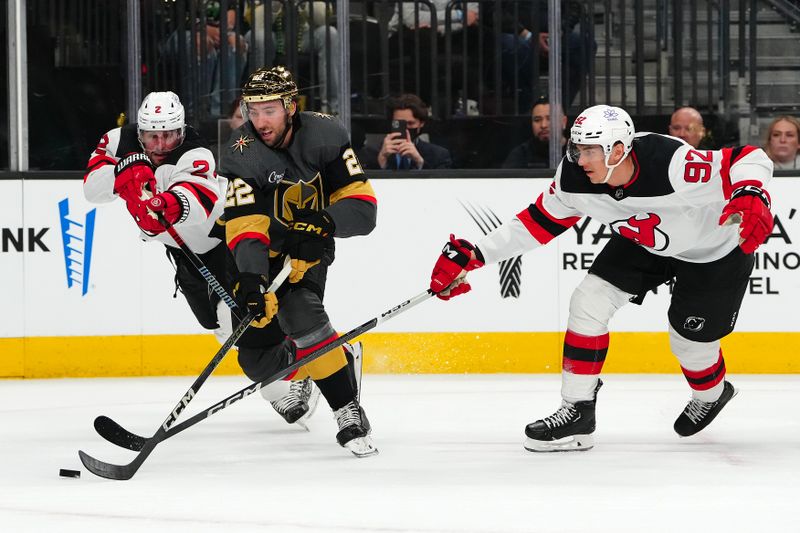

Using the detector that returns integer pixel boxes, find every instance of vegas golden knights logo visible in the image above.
[274,173,325,226]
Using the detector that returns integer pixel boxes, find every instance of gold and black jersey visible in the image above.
[219,111,377,275]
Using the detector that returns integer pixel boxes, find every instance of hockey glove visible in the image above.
[114,153,156,204]
[283,209,335,282]
[233,272,279,328]
[430,234,485,300]
[719,185,773,254]
[144,191,185,227]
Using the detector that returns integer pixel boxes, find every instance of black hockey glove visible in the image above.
[283,209,335,263]
[233,272,278,328]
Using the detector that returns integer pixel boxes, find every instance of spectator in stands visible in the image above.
[668,107,709,148]
[377,94,452,170]
[245,1,340,113]
[483,1,596,112]
[764,115,800,170]
[163,2,249,116]
[503,98,567,169]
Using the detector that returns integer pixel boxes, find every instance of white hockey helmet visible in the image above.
[137,91,186,133]
[567,105,635,183]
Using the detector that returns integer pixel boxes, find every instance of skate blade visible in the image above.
[524,434,594,452]
[344,436,379,458]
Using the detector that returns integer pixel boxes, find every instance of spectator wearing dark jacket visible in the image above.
[377,94,452,170]
[503,98,566,168]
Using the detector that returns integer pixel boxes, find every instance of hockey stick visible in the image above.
[79,288,434,480]
[91,258,291,452]
[152,209,242,320]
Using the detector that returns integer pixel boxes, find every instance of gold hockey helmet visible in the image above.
[241,65,298,110]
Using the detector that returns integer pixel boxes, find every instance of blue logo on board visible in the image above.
[58,198,96,296]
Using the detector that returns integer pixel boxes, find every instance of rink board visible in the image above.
[1,177,799,377]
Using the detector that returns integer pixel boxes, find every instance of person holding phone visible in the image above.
[377,94,452,170]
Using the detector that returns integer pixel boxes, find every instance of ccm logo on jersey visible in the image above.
[610,213,670,251]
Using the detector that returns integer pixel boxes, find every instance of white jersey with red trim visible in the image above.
[478,132,774,265]
[83,123,227,254]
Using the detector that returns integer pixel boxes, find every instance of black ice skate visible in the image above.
[524,380,603,452]
[334,400,378,457]
[674,380,737,437]
[270,377,320,428]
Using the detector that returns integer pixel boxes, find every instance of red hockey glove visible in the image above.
[114,153,156,203]
[719,185,773,254]
[430,234,485,300]
[144,191,184,226]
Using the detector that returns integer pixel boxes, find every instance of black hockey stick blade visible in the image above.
[90,260,291,452]
[93,416,147,451]
[79,433,161,481]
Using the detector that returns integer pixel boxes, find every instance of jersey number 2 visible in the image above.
[342,148,363,176]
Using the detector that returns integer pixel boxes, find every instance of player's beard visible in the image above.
[267,113,293,148]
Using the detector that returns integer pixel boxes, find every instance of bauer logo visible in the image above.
[57,198,97,296]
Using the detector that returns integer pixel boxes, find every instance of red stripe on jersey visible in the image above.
[562,358,605,375]
[340,194,377,205]
[534,194,581,227]
[171,182,218,216]
[565,330,610,350]
[228,232,270,251]
[731,145,759,165]
[517,208,558,244]
[719,148,734,199]
[83,155,116,182]
[720,146,763,199]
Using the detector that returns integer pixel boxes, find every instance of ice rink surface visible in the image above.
[1,373,798,533]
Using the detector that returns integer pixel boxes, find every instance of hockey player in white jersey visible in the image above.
[83,91,234,343]
[429,105,774,452]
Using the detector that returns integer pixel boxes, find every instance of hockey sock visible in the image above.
[561,330,608,403]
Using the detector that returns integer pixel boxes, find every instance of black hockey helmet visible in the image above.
[241,65,298,110]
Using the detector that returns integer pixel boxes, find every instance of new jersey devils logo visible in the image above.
[610,213,669,251]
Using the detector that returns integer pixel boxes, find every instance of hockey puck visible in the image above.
[59,468,81,478]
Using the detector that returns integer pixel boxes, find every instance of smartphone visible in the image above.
[390,119,408,139]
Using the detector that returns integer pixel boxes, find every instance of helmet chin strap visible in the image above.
[601,152,629,184]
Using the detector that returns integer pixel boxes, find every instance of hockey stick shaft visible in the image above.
[91,258,291,451]
[163,288,434,439]
[80,288,434,479]
[155,211,243,321]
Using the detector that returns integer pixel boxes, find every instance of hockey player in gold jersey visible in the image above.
[219,66,378,456]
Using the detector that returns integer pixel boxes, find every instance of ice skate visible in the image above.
[674,380,737,437]
[334,400,378,457]
[524,380,602,452]
[269,377,320,429]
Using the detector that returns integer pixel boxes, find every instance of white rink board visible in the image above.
[1,177,798,338]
